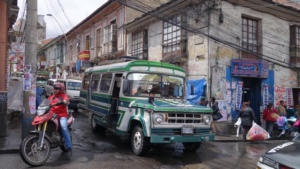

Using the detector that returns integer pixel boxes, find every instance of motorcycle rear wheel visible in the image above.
[20,134,51,166]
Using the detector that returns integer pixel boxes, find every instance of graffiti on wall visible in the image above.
[274,85,286,106]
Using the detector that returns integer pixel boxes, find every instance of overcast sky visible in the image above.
[17,0,108,39]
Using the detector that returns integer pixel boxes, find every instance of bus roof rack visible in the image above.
[119,56,141,61]
[98,56,141,66]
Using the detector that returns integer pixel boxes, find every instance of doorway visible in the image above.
[242,78,262,124]
[110,73,122,127]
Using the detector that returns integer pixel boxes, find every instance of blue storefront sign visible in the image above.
[231,59,269,78]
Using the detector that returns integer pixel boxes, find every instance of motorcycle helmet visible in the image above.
[53,82,65,94]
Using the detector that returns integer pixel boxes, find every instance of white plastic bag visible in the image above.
[234,118,241,137]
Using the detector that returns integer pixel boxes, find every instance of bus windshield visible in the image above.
[123,73,184,99]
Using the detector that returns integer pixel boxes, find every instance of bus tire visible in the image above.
[131,125,149,156]
[91,114,106,134]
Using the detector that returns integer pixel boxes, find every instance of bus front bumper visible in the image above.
[150,133,214,143]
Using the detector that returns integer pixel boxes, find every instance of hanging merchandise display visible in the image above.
[235,81,243,110]
[262,84,269,109]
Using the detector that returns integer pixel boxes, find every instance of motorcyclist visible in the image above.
[48,82,72,155]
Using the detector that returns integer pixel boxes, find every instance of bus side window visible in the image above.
[82,74,91,90]
[91,74,100,92]
[100,73,112,93]
[123,79,132,96]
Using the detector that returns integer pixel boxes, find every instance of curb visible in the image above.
[0,149,19,154]
[213,138,290,143]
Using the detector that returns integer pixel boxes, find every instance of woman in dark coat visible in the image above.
[239,101,257,141]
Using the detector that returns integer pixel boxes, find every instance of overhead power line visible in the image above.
[116,0,293,68]
[55,0,73,27]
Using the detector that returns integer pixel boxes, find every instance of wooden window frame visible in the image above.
[96,28,102,56]
[290,26,300,57]
[131,30,148,60]
[85,35,90,50]
[162,15,183,58]
[242,16,261,56]
[103,20,117,54]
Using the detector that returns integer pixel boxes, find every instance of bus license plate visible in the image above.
[182,127,194,134]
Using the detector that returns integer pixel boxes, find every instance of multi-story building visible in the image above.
[125,0,300,124]
[0,0,19,136]
[38,35,66,79]
[64,0,169,77]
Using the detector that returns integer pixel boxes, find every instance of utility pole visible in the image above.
[22,0,37,139]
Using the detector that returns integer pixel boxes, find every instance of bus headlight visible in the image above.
[153,113,164,124]
[203,115,212,125]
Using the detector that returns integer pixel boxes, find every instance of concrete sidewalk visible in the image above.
[0,119,21,154]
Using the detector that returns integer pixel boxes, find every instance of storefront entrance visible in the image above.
[242,78,262,124]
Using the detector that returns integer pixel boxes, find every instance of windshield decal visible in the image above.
[267,142,294,153]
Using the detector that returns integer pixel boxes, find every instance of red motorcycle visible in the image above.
[20,99,74,166]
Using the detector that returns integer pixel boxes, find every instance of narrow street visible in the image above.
[0,113,285,169]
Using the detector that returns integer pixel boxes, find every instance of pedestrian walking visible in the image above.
[263,103,278,137]
[278,100,287,117]
[239,101,257,141]
[198,97,207,106]
[209,97,221,133]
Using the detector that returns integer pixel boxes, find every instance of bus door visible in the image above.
[80,73,91,110]
[89,73,101,108]
[110,73,122,126]
[99,73,113,116]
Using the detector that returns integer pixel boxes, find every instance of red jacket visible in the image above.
[48,93,69,118]
[263,108,278,122]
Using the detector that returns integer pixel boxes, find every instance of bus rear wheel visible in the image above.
[91,114,106,134]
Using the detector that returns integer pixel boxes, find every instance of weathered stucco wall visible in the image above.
[186,33,209,80]
[148,21,163,62]
[207,1,296,100]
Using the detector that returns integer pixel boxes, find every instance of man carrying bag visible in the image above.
[210,97,222,132]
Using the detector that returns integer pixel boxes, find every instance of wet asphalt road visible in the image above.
[0,113,285,169]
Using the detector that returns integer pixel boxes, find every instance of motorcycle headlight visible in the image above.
[203,115,212,125]
[153,113,164,124]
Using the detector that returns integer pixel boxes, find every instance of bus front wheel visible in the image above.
[131,125,149,156]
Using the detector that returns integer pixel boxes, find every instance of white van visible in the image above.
[57,79,82,112]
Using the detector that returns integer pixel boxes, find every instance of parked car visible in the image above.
[257,134,300,169]
[57,79,82,113]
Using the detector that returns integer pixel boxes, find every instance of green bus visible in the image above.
[78,60,214,155]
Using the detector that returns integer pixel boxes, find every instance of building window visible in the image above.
[162,15,186,62]
[163,15,182,55]
[103,20,117,55]
[290,26,300,58]
[85,35,90,50]
[131,30,148,59]
[242,16,260,54]
[96,28,102,56]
